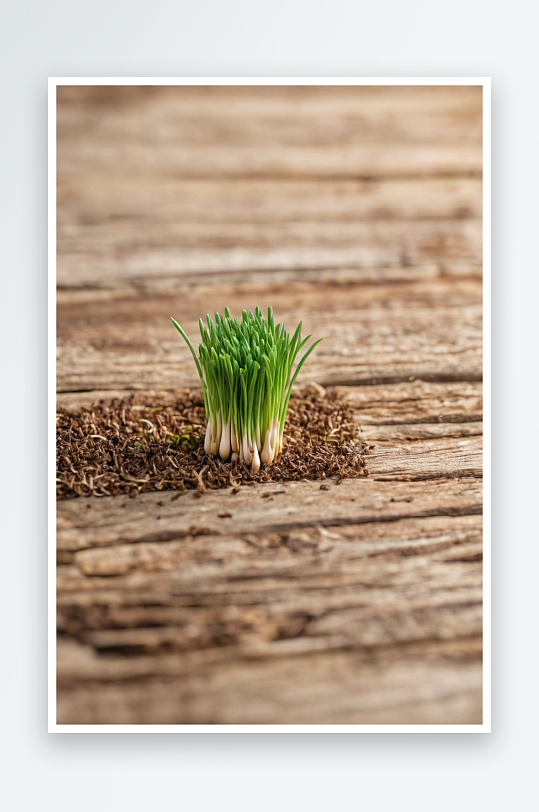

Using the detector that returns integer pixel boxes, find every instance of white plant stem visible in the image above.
[251,443,261,473]
[211,412,221,456]
[219,420,231,460]
[260,427,273,464]
[242,433,252,465]
[204,417,214,455]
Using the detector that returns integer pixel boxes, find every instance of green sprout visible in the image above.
[171,307,322,472]
[165,429,199,451]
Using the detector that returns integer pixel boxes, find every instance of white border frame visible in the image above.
[49,76,491,733]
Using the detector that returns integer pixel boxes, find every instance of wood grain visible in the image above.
[56,85,483,725]
[57,220,481,289]
[57,275,482,392]
[57,477,482,552]
[57,85,482,177]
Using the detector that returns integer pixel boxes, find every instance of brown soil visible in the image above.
[56,385,370,499]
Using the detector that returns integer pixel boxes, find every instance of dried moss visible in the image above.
[56,386,370,499]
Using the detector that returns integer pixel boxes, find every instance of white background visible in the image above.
[0,1,534,810]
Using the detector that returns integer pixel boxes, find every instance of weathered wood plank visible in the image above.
[56,637,482,725]
[58,510,480,583]
[57,507,482,724]
[57,85,482,139]
[365,422,482,442]
[57,218,481,289]
[57,478,482,552]
[339,380,483,425]
[57,262,482,297]
[58,512,481,593]
[57,85,481,180]
[56,275,482,391]
[58,177,482,233]
[368,436,481,480]
[58,143,482,180]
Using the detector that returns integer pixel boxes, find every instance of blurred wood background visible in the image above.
[56,85,483,725]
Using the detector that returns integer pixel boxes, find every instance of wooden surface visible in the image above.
[56,85,483,725]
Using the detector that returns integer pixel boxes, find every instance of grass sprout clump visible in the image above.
[171,307,322,472]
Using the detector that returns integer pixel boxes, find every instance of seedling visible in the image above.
[171,307,322,472]
[165,430,199,451]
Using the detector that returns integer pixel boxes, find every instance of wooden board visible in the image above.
[57,275,482,391]
[56,85,483,726]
